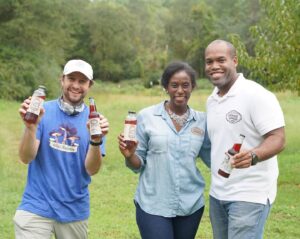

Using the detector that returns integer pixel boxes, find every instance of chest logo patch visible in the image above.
[226,110,242,124]
[191,127,204,136]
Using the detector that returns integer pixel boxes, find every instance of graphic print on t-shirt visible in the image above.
[49,123,80,153]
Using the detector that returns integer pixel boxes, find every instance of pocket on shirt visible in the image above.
[148,134,168,154]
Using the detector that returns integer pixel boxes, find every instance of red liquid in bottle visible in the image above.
[218,135,245,178]
[24,86,46,124]
[232,143,242,153]
[89,97,102,140]
[124,111,137,148]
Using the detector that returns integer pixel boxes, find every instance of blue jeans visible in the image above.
[135,202,204,239]
[209,196,271,239]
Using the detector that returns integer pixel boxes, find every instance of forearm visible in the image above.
[125,154,142,170]
[232,127,285,168]
[85,144,102,176]
[253,127,285,161]
[19,127,39,164]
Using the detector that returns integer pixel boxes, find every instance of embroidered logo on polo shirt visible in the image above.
[191,127,204,136]
[226,110,242,124]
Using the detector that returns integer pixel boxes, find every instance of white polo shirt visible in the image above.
[206,74,285,204]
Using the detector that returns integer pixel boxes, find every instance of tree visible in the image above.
[125,0,169,86]
[230,0,300,95]
[0,0,89,100]
[78,2,137,82]
[164,0,217,76]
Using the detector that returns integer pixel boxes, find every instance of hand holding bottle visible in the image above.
[118,133,138,158]
[19,97,45,128]
[19,85,46,128]
[98,114,109,136]
[218,134,245,178]
[231,150,253,168]
[87,97,109,143]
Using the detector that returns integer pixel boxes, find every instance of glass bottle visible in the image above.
[23,85,46,124]
[124,111,137,148]
[88,97,102,140]
[218,134,246,178]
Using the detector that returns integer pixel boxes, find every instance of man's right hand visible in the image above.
[19,97,45,129]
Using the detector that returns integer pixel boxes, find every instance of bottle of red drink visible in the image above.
[24,85,46,124]
[124,111,137,148]
[88,97,102,140]
[218,134,245,178]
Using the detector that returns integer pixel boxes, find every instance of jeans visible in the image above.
[209,196,271,239]
[135,202,204,239]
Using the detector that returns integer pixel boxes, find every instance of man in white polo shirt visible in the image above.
[205,39,285,239]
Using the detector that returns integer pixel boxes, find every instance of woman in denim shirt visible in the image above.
[118,61,211,239]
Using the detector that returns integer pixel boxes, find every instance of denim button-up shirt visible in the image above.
[128,101,211,217]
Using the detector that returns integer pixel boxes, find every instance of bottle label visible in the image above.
[27,96,44,115]
[89,118,102,135]
[219,152,233,174]
[124,123,136,141]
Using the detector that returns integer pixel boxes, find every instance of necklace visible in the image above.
[167,105,189,127]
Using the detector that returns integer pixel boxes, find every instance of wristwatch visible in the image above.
[250,152,260,166]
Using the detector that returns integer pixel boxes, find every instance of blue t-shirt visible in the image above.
[18,99,106,222]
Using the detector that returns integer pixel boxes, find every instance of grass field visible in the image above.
[0,83,299,239]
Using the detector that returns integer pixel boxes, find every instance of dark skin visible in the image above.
[232,127,285,168]
[205,40,285,168]
[118,70,194,169]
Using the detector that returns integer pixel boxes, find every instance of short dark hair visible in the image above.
[161,61,197,89]
[205,39,237,58]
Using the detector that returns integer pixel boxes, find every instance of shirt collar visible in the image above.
[210,73,244,101]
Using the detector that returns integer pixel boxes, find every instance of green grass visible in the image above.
[0,86,299,239]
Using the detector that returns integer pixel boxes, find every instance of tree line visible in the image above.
[0,0,299,100]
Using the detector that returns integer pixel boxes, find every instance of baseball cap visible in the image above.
[63,59,93,81]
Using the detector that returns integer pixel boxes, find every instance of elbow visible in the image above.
[19,155,33,164]
[278,129,286,153]
[87,167,100,176]
[18,152,32,164]
[19,158,29,164]
[279,137,286,153]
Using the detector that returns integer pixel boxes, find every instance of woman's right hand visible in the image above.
[118,133,138,158]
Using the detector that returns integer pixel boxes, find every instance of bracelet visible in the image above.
[89,140,103,146]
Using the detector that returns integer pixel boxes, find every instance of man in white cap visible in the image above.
[14,59,109,239]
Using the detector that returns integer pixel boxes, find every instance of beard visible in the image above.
[62,90,85,106]
[209,69,237,91]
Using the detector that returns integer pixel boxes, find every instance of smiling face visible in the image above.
[205,41,238,96]
[61,72,92,105]
[166,70,193,111]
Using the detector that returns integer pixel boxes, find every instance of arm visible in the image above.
[85,142,102,176]
[18,98,43,164]
[118,133,141,170]
[19,127,40,164]
[199,126,211,168]
[232,127,285,168]
[85,114,109,176]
